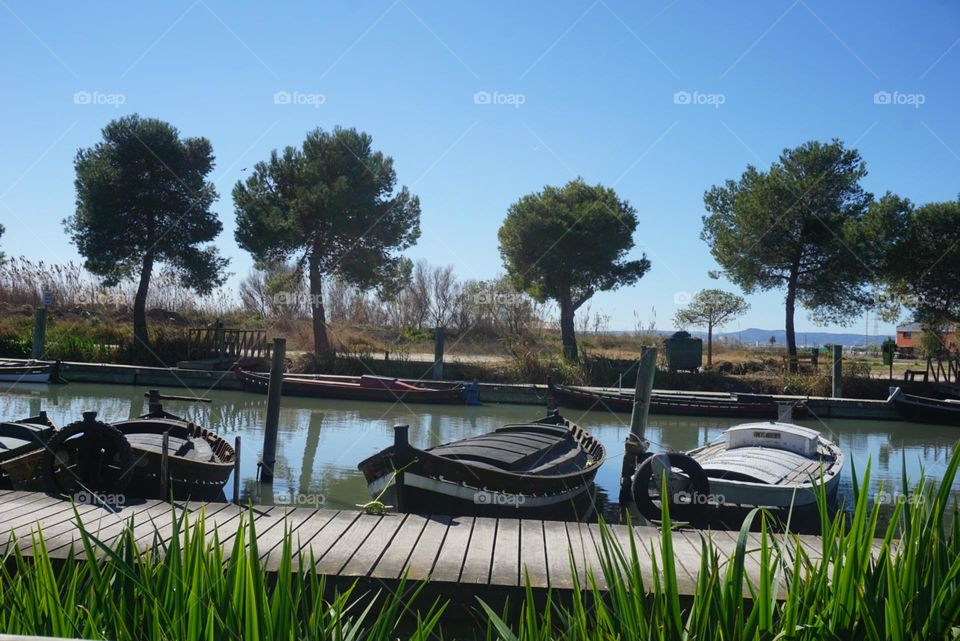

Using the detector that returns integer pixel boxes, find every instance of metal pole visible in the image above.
[620,346,656,505]
[831,344,843,398]
[260,337,286,482]
[232,435,241,504]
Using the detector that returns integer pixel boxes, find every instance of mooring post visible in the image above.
[260,337,286,483]
[620,346,656,505]
[160,430,170,500]
[831,344,843,398]
[432,327,444,380]
[147,389,162,414]
[31,306,47,360]
[232,435,241,504]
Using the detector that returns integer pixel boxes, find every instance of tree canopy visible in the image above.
[233,126,421,356]
[66,114,227,352]
[0,223,5,264]
[880,195,960,326]
[674,289,749,366]
[702,139,883,367]
[498,178,650,360]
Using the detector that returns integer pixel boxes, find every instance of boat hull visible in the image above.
[366,472,599,520]
[889,388,960,425]
[235,369,465,404]
[551,384,792,419]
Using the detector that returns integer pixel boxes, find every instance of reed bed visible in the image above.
[1,445,958,640]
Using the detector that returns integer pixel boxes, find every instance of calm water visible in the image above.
[1,382,958,514]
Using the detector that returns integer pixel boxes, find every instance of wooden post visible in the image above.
[160,430,170,499]
[620,346,656,505]
[831,344,843,398]
[147,389,161,414]
[232,435,241,504]
[260,337,286,482]
[432,327,444,380]
[31,307,47,359]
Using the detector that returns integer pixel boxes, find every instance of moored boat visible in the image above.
[235,368,466,404]
[43,399,235,498]
[357,411,605,519]
[0,412,58,489]
[631,421,843,526]
[0,361,53,383]
[550,382,802,419]
[888,386,960,425]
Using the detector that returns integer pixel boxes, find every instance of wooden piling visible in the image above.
[31,307,47,360]
[620,346,656,505]
[831,344,843,398]
[260,337,286,482]
[232,435,241,504]
[432,328,444,380]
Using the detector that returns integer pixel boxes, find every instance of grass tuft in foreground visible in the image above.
[0,444,959,640]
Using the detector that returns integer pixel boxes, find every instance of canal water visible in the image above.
[1,382,958,517]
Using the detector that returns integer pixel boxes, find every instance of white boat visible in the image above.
[631,421,844,523]
[0,362,52,383]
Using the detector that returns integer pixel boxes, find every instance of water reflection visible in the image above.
[0,382,957,513]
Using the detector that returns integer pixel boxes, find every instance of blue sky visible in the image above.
[1,0,958,335]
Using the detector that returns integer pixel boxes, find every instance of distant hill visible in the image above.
[611,328,893,347]
[694,328,891,347]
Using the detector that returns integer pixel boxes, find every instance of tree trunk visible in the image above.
[308,253,332,358]
[785,278,798,373]
[707,320,713,367]
[133,250,154,355]
[559,294,578,362]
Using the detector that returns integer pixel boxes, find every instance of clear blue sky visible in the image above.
[2,0,958,335]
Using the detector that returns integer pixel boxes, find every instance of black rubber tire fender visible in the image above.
[43,418,134,495]
[631,452,710,523]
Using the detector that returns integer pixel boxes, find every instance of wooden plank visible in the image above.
[314,513,383,575]
[403,515,451,581]
[459,516,496,584]
[341,514,405,577]
[265,508,337,572]
[575,522,607,589]
[607,524,659,589]
[369,513,429,580]
[490,517,520,586]
[299,510,360,564]
[564,521,589,586]
[542,519,574,589]
[430,516,473,583]
[43,501,167,558]
[519,519,548,588]
[8,502,108,551]
[256,506,321,561]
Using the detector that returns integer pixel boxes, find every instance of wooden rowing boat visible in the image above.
[889,386,960,425]
[235,368,466,404]
[44,404,235,498]
[631,421,843,527]
[357,411,605,519]
[0,361,53,383]
[550,382,800,419]
[0,412,58,490]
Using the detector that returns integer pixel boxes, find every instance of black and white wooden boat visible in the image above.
[631,421,843,526]
[888,386,960,425]
[357,412,606,519]
[0,361,53,383]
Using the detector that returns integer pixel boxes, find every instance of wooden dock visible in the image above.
[0,490,850,608]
